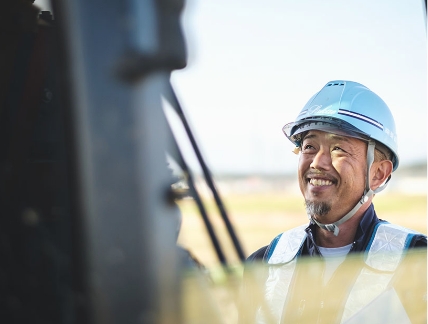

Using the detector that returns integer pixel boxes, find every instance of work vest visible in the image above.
[255,222,420,323]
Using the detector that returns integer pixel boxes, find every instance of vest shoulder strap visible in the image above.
[267,224,307,264]
[365,222,421,271]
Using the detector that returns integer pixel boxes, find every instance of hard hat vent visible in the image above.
[327,82,345,86]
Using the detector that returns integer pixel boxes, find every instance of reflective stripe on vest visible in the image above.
[255,225,307,323]
[258,222,418,324]
[341,223,417,323]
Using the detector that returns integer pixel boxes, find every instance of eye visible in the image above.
[332,146,347,153]
[301,144,316,153]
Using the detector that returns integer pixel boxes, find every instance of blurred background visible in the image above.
[170,0,427,177]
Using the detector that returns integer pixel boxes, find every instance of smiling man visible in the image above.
[241,80,427,324]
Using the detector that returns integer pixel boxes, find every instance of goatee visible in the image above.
[305,200,331,217]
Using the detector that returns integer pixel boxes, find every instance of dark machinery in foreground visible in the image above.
[0,1,246,323]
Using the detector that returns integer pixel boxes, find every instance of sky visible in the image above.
[35,0,427,176]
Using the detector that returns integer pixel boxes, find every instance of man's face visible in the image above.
[298,130,367,223]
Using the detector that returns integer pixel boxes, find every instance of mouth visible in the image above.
[306,174,336,187]
[309,178,333,186]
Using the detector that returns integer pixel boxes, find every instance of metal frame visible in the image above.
[53,0,186,322]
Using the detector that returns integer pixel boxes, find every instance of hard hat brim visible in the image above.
[283,117,370,146]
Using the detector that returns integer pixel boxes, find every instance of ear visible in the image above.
[370,160,393,190]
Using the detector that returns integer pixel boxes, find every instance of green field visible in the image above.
[177,192,427,268]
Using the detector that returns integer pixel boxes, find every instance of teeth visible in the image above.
[310,179,333,186]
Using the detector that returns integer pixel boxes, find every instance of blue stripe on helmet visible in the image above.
[338,109,383,130]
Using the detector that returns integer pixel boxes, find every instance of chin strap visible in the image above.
[309,140,389,236]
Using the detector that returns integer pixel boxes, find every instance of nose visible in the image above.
[310,148,332,170]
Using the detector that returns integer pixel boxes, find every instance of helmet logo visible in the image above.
[308,105,322,114]
[308,104,336,116]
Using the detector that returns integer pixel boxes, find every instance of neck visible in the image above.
[314,202,371,248]
[315,223,357,248]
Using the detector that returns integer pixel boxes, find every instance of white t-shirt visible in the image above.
[318,243,353,285]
